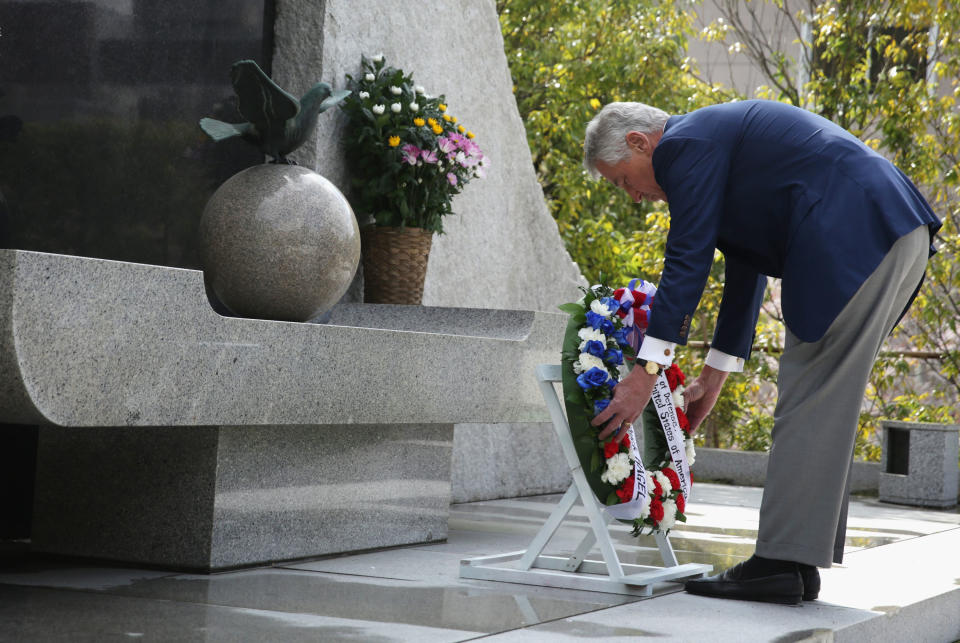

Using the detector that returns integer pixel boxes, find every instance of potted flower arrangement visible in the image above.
[340,54,487,304]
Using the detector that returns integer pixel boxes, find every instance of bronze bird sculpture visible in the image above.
[200,60,350,164]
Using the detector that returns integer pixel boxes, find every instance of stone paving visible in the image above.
[1,483,958,642]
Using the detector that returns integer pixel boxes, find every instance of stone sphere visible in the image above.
[199,164,360,321]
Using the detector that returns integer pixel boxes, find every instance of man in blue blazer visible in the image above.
[584,99,941,604]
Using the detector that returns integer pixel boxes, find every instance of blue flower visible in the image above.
[594,398,611,415]
[585,311,606,331]
[600,297,619,313]
[604,348,624,365]
[612,328,630,347]
[583,340,605,359]
[576,366,610,390]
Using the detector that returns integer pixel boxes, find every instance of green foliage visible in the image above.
[501,0,960,459]
[340,55,487,234]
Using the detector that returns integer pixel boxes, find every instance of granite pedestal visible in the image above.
[0,250,566,570]
[879,420,959,508]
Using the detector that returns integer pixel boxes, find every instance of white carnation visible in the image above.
[601,452,632,485]
[577,328,606,344]
[365,73,376,82]
[409,102,419,112]
[358,91,370,100]
[372,104,385,115]
[390,85,402,95]
[685,439,696,465]
[577,353,605,372]
[654,471,672,496]
[659,499,678,530]
[391,103,402,113]
[674,390,684,409]
[590,299,615,316]
[573,360,584,374]
[372,53,384,63]
[414,84,426,94]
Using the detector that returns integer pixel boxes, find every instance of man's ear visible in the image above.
[625,130,650,153]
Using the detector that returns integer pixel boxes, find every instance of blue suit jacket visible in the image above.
[648,99,941,357]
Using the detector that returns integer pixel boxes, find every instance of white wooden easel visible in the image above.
[458,364,712,596]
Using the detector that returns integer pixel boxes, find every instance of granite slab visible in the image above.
[0,249,566,428]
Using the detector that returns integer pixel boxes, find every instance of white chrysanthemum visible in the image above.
[390,85,402,95]
[391,103,402,113]
[659,499,678,530]
[654,471,672,495]
[578,328,606,344]
[674,390,684,409]
[409,102,419,112]
[572,360,584,374]
[685,439,696,465]
[365,73,376,82]
[372,104,385,115]
[358,91,370,100]
[577,353,605,372]
[414,84,425,94]
[372,53,384,63]
[601,452,632,485]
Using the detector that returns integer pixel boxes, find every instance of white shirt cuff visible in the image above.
[705,348,745,372]
[637,335,676,368]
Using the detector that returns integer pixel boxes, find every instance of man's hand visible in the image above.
[591,366,658,442]
[682,364,729,431]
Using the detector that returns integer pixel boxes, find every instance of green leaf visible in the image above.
[590,449,602,473]
[605,491,620,505]
[557,302,584,316]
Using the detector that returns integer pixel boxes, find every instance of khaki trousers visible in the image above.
[754,225,930,568]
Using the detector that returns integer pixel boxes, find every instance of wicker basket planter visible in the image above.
[360,226,434,305]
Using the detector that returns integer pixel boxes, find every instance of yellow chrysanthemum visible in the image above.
[388,135,401,147]
[413,117,426,127]
[466,131,475,139]
[438,103,447,112]
[589,98,602,110]
[443,114,452,122]
[457,125,465,134]
[427,117,438,126]
[431,123,443,135]
[451,116,458,123]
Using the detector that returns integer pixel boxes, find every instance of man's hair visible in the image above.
[583,102,670,179]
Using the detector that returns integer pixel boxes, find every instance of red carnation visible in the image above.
[652,479,663,498]
[676,407,691,434]
[663,467,681,490]
[622,434,631,449]
[649,498,664,522]
[676,493,686,514]
[603,440,619,459]
[616,475,635,502]
[665,364,685,390]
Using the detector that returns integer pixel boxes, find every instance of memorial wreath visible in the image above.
[559,280,696,536]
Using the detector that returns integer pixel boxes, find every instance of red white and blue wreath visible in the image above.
[559,279,696,535]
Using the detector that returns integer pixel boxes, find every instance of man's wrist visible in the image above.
[636,358,664,376]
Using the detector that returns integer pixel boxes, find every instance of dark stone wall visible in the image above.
[0,0,273,269]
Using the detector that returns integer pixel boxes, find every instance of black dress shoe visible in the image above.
[800,565,820,601]
[684,560,803,605]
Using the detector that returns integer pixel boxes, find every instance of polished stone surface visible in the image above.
[273,0,586,313]
[879,420,959,508]
[0,0,266,270]
[0,250,565,427]
[31,423,453,570]
[200,165,360,322]
[3,483,959,642]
